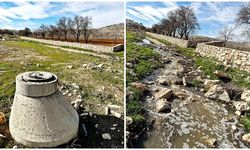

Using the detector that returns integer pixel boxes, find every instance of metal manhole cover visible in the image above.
[22,71,54,82]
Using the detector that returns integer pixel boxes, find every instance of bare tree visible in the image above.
[33,30,39,38]
[218,25,236,47]
[57,17,70,41]
[39,24,48,39]
[69,15,85,43]
[236,3,250,25]
[48,25,57,40]
[176,6,199,40]
[82,16,92,43]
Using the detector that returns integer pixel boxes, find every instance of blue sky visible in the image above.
[127,2,248,38]
[0,1,124,30]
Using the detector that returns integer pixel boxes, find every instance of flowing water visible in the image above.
[135,39,249,148]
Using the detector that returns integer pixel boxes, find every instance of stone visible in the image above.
[154,88,173,100]
[12,145,18,149]
[126,63,133,68]
[102,133,111,140]
[130,82,147,92]
[126,117,133,126]
[0,112,6,125]
[156,99,171,113]
[96,63,104,69]
[72,83,79,89]
[204,138,217,147]
[74,99,83,110]
[10,71,79,147]
[157,78,169,86]
[233,101,250,111]
[231,124,237,131]
[204,79,220,88]
[235,111,242,117]
[110,110,122,118]
[183,77,187,86]
[213,70,231,83]
[241,90,250,102]
[205,85,231,102]
[66,65,73,69]
[242,133,250,143]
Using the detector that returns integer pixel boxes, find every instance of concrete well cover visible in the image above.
[10,71,79,147]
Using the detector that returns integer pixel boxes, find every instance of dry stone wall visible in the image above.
[196,42,250,73]
[146,32,189,48]
[21,36,122,53]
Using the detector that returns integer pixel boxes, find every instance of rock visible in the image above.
[130,82,147,92]
[126,116,133,126]
[72,83,79,89]
[242,133,250,143]
[204,79,220,88]
[12,145,18,149]
[96,63,104,69]
[235,111,242,117]
[204,138,217,147]
[231,124,237,131]
[66,65,73,69]
[154,88,173,100]
[157,78,168,86]
[241,90,250,102]
[156,99,171,113]
[102,133,111,140]
[82,64,88,68]
[105,106,109,115]
[0,112,6,125]
[205,85,231,102]
[110,110,122,118]
[126,63,133,68]
[73,99,83,110]
[233,101,250,111]
[163,75,182,85]
[200,88,205,92]
[183,77,187,86]
[214,70,231,83]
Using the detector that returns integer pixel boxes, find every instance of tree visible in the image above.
[39,24,48,39]
[176,6,199,40]
[82,16,92,43]
[33,30,39,38]
[48,25,56,40]
[69,15,85,42]
[19,27,32,36]
[218,25,236,47]
[57,17,70,41]
[236,3,250,25]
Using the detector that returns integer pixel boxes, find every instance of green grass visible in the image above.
[240,115,250,132]
[126,32,162,83]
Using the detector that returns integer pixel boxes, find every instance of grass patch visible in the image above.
[240,115,250,132]
[126,31,162,83]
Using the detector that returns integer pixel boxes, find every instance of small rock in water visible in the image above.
[126,116,133,126]
[242,133,250,143]
[102,133,111,140]
[0,112,6,125]
[235,111,242,117]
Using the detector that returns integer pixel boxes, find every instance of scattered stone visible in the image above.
[12,145,18,149]
[126,63,133,68]
[235,111,242,117]
[66,65,73,69]
[231,124,237,131]
[156,99,171,113]
[241,90,250,102]
[200,88,205,92]
[110,127,116,130]
[102,133,111,140]
[183,77,187,86]
[80,112,89,117]
[214,70,231,83]
[205,85,231,102]
[204,79,220,88]
[130,82,147,92]
[0,112,6,125]
[126,116,133,126]
[204,138,217,147]
[110,110,122,118]
[233,101,250,111]
[72,83,79,89]
[154,88,173,100]
[96,63,104,69]
[73,99,83,110]
[95,124,99,128]
[82,64,88,68]
[157,78,169,86]
[242,133,250,143]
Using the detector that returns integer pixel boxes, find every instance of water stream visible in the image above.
[135,39,249,148]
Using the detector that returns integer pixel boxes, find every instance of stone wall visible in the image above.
[21,36,122,53]
[146,32,189,48]
[196,42,250,72]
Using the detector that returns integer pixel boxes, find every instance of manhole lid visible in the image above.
[22,72,54,82]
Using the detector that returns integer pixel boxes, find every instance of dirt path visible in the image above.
[133,38,249,148]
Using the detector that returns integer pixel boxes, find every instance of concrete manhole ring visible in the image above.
[22,71,54,82]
